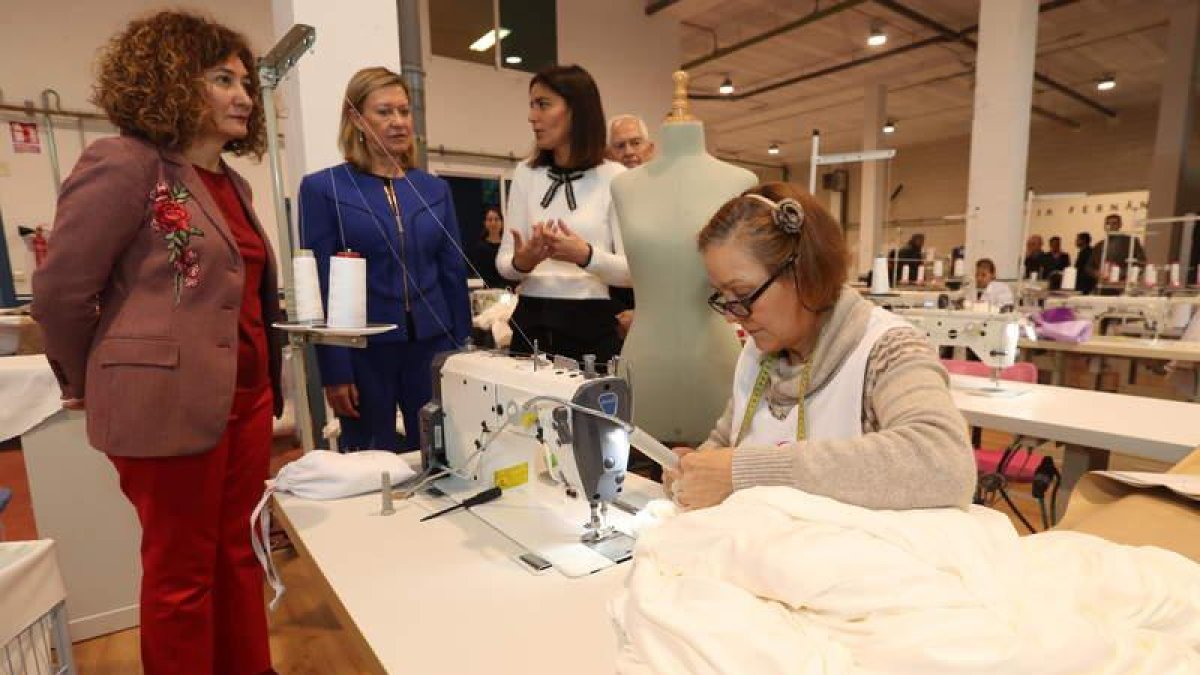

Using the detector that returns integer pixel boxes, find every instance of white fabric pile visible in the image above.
[471,290,517,348]
[613,487,1200,674]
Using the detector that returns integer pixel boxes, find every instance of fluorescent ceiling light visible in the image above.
[868,23,887,47]
[470,28,510,52]
[505,55,523,64]
[767,143,781,155]
[1096,75,1116,91]
[719,76,734,95]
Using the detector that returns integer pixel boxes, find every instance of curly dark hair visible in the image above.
[92,11,266,157]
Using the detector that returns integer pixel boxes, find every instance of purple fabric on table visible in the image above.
[1031,307,1092,343]
[1038,306,1076,323]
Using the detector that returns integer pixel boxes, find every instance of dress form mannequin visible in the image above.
[611,72,756,442]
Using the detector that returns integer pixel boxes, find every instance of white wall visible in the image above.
[270,0,403,258]
[0,1,281,292]
[791,104,1174,272]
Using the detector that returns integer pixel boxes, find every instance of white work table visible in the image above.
[1019,335,1200,363]
[950,374,1200,515]
[1019,336,1200,398]
[274,475,662,675]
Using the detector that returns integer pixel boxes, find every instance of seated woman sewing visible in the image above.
[666,183,976,511]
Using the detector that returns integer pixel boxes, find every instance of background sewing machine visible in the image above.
[418,349,675,577]
[1045,295,1198,340]
[864,288,965,310]
[897,308,1032,393]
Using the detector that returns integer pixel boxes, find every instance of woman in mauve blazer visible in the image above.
[32,12,281,675]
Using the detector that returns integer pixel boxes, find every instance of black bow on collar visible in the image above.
[541,166,585,211]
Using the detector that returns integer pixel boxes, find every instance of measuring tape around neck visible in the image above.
[735,353,810,447]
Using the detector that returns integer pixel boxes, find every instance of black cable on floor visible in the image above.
[1000,488,1038,534]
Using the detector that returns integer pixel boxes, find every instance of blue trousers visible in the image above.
[339,336,454,452]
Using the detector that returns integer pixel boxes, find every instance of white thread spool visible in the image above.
[1128,265,1141,286]
[292,250,324,324]
[899,265,910,285]
[1170,263,1182,287]
[871,257,890,294]
[932,260,944,280]
[327,252,367,329]
[952,258,965,278]
[1061,267,1077,291]
[1143,263,1157,288]
[1030,271,1039,282]
[915,265,926,284]
[1170,302,1192,330]
[1108,264,1121,283]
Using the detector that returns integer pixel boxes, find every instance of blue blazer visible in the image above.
[298,164,470,385]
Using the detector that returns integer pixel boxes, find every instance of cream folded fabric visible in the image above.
[614,487,1200,674]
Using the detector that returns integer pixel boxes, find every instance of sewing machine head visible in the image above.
[419,349,632,544]
[1047,296,1170,338]
[865,289,964,310]
[897,308,1029,371]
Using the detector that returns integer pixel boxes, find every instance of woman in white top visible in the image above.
[496,64,631,366]
[974,257,1014,308]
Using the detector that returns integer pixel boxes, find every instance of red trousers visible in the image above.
[110,387,273,675]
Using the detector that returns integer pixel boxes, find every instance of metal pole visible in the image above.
[262,87,315,453]
[808,129,820,194]
[40,90,63,195]
[258,24,317,451]
[398,0,428,170]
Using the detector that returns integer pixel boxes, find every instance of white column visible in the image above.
[858,83,887,275]
[271,0,402,191]
[1146,0,1200,261]
[964,0,1039,280]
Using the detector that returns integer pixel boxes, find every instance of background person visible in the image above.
[496,64,631,366]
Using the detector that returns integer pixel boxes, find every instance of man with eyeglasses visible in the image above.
[607,114,656,169]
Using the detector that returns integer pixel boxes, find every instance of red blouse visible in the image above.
[195,166,269,392]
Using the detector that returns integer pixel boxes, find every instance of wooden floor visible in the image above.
[1,353,1183,673]
[69,546,378,675]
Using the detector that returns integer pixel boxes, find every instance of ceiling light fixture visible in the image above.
[469,27,510,52]
[719,76,735,95]
[867,22,888,47]
[1096,74,1116,91]
[882,119,896,134]
[505,55,523,64]
[768,143,781,155]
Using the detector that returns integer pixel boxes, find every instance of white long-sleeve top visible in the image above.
[496,159,630,299]
[977,280,1014,308]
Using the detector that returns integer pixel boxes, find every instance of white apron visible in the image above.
[731,307,910,448]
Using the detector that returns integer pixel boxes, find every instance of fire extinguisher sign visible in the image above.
[9,121,41,154]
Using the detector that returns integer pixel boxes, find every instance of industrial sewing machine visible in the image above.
[864,288,965,310]
[418,348,676,577]
[897,308,1033,393]
[1044,295,1198,340]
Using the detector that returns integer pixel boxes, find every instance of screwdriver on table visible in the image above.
[420,486,503,522]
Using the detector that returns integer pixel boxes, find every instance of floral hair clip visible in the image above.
[744,193,805,234]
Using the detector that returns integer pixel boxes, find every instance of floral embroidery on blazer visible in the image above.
[150,181,204,303]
